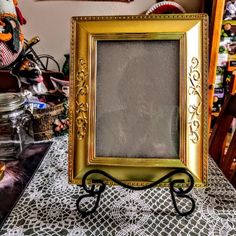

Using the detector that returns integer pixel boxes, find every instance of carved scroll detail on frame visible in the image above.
[76,58,88,140]
[188,57,201,144]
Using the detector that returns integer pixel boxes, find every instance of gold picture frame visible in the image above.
[69,14,208,187]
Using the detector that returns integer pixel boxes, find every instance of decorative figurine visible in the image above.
[0,0,26,69]
[11,55,47,95]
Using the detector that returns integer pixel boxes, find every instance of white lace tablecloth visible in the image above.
[0,136,236,236]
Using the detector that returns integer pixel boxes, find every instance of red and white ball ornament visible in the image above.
[146,1,186,15]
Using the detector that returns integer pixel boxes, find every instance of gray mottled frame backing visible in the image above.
[96,40,179,158]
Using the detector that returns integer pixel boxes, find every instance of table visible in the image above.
[0,136,236,235]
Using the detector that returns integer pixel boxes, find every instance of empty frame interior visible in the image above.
[96,40,179,158]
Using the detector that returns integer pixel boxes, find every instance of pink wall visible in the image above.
[19,0,202,70]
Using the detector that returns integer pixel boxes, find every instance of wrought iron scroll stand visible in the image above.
[76,169,195,217]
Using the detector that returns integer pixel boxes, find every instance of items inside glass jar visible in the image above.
[0,94,33,161]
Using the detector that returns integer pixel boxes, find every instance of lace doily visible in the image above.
[0,135,235,235]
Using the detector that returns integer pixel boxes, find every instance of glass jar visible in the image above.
[0,93,32,160]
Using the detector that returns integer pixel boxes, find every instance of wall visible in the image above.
[19,0,203,70]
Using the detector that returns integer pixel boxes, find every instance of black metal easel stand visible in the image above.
[76,169,195,217]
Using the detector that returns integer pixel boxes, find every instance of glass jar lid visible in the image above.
[0,93,25,113]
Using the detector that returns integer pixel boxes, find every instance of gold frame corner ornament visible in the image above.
[188,57,201,144]
[76,58,88,140]
[69,14,208,187]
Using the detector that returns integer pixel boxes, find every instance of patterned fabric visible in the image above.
[0,135,236,236]
[3,16,21,53]
[0,41,21,69]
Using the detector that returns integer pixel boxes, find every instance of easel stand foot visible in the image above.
[76,169,195,217]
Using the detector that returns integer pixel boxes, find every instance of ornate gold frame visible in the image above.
[69,14,208,187]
